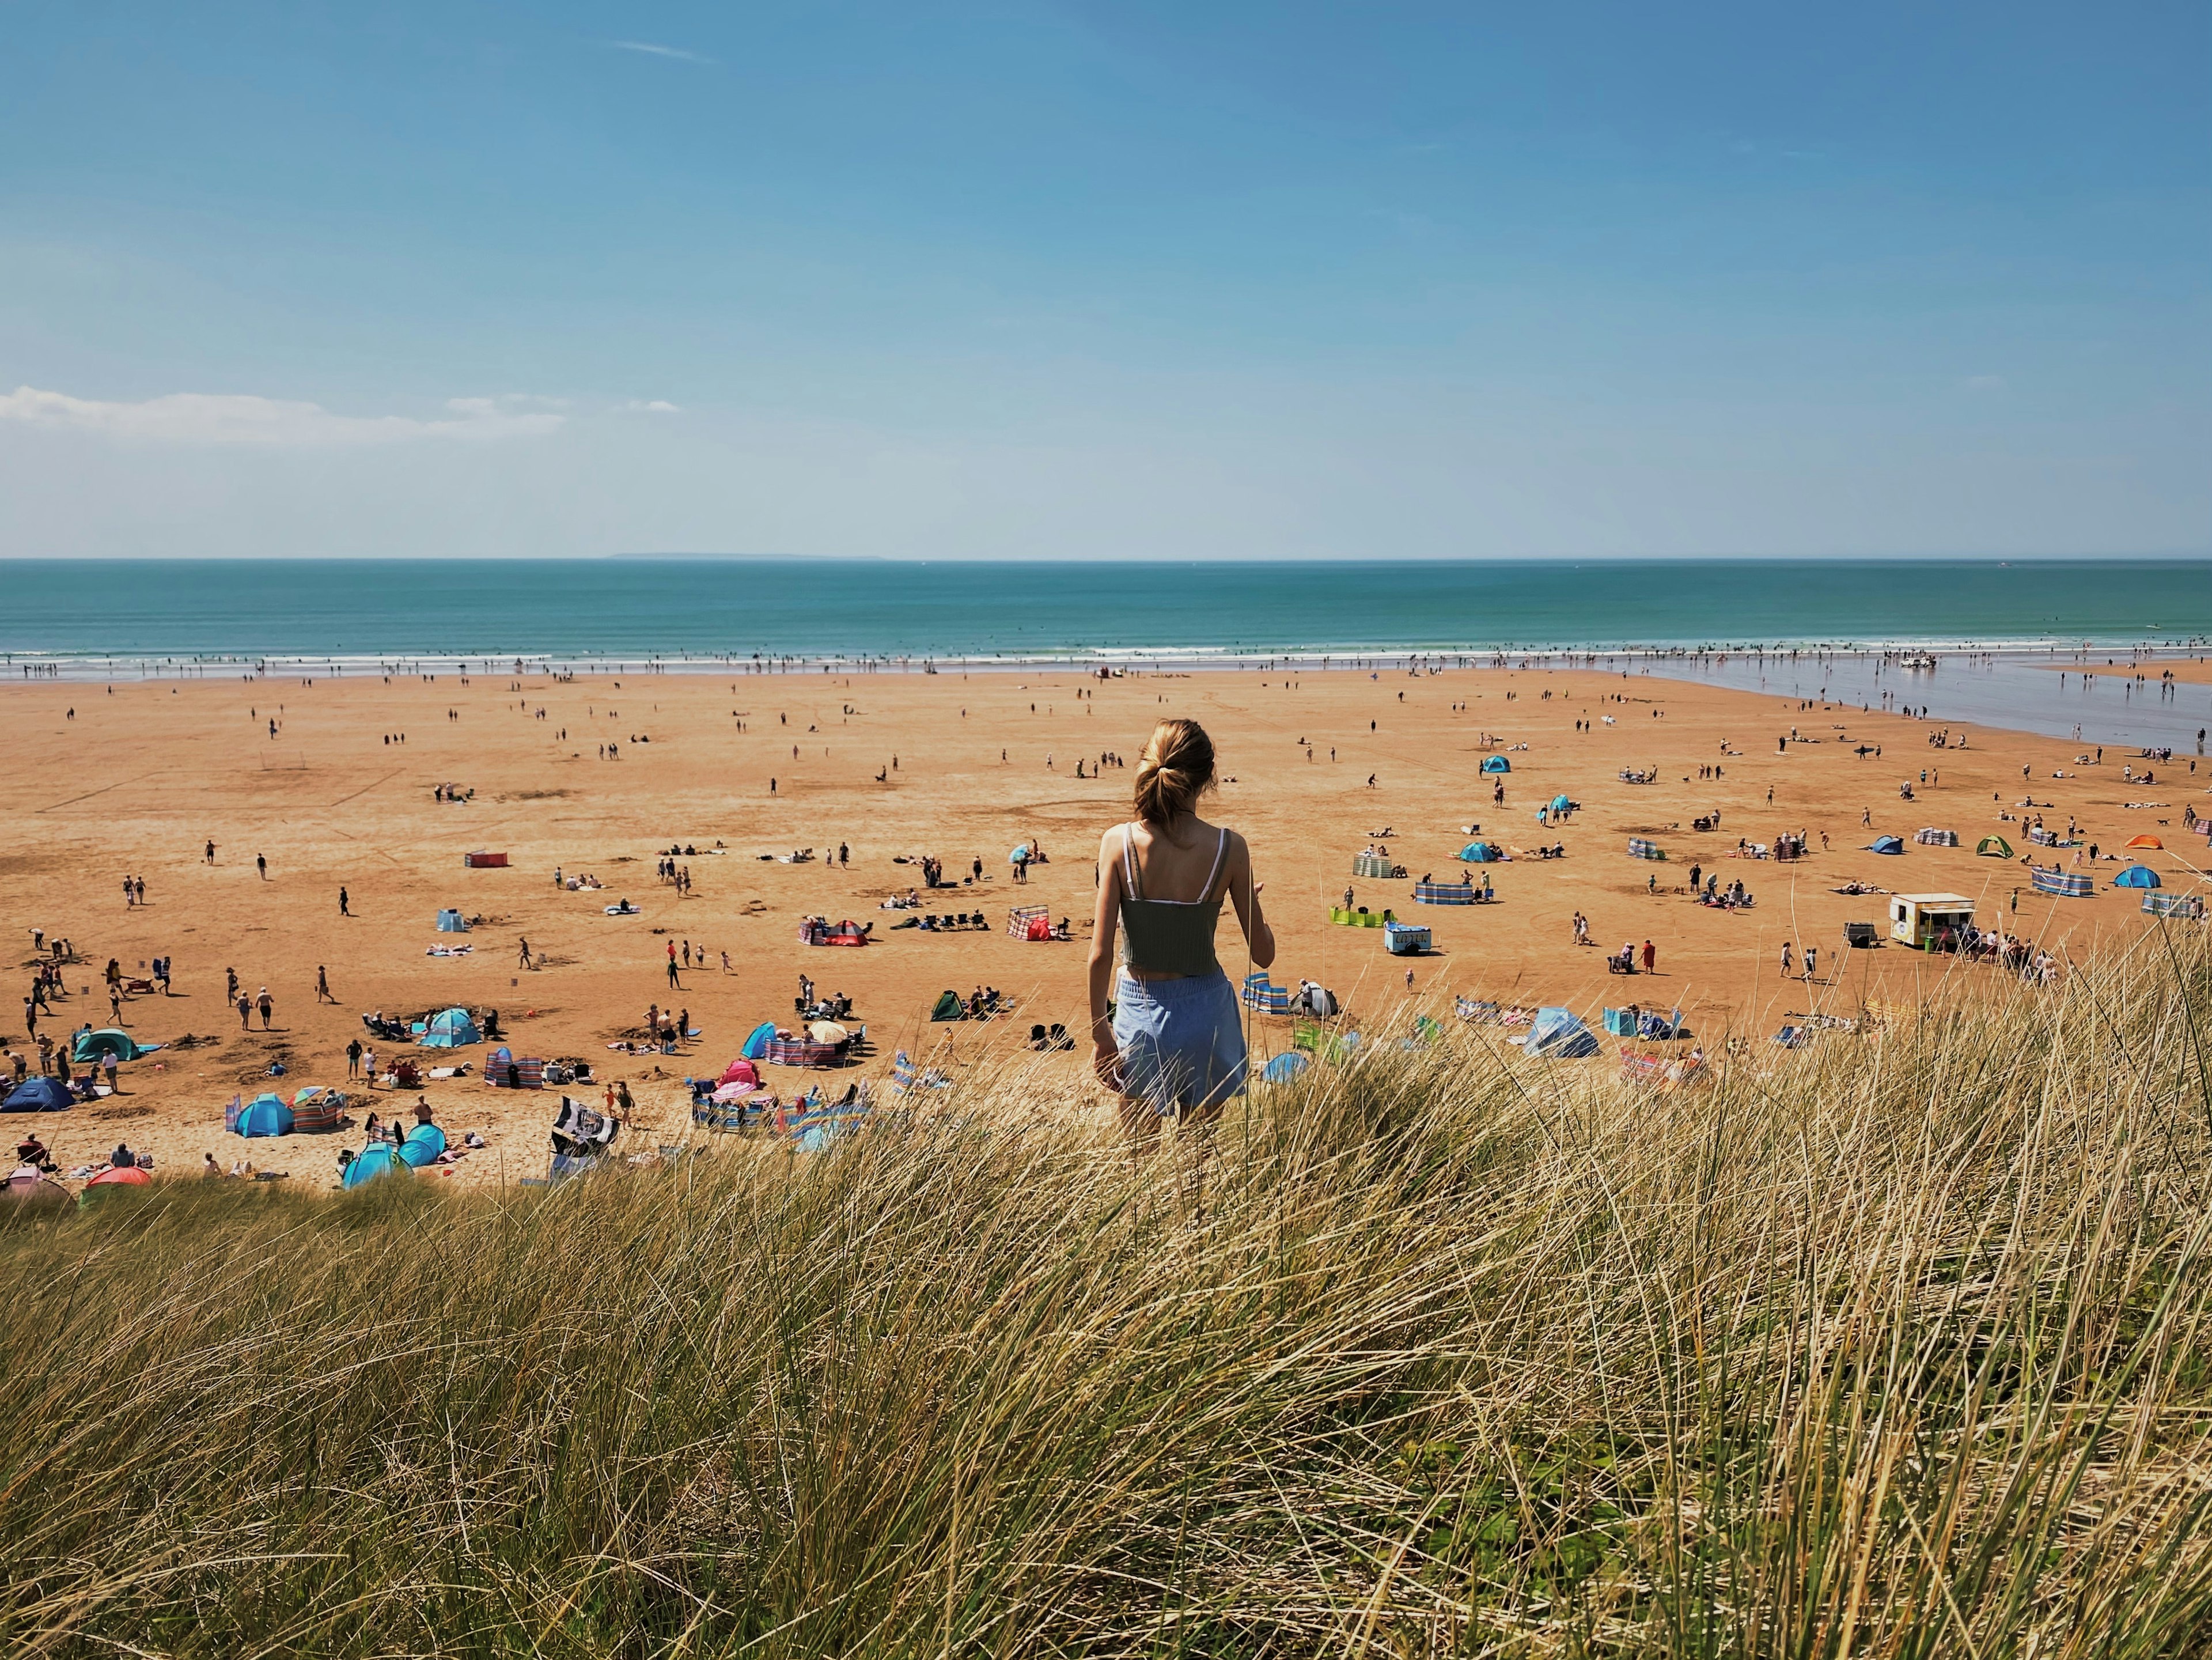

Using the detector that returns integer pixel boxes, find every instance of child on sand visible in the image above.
[1088,719,1275,1147]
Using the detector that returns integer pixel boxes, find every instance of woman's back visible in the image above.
[1117,816,1231,978]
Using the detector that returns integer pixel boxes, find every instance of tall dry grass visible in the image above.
[5,929,2212,1657]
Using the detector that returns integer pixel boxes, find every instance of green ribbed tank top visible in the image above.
[1118,823,1229,977]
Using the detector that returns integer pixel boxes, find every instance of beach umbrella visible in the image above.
[1009,844,1029,863]
[807,1020,850,1045]
[2127,835,2163,850]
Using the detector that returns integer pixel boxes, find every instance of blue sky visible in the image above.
[2,1,2205,559]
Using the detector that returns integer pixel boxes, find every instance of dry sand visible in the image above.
[7,665,2207,1189]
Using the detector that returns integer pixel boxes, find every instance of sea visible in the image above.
[3,557,2209,748]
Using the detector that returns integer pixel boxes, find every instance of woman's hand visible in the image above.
[1092,1036,1123,1090]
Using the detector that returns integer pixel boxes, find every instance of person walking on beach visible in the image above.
[1779,941,1793,977]
[1088,719,1274,1160]
[1641,940,1656,974]
[205,840,216,864]
[316,965,334,1004]
[256,854,267,880]
[257,988,274,1030]
[237,992,252,1030]
[339,887,350,917]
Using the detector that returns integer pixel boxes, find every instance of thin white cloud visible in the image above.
[608,40,714,65]
[618,398,683,414]
[0,385,565,447]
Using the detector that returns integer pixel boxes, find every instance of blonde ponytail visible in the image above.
[1132,719,1215,825]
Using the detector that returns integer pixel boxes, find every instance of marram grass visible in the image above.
[5,932,2212,1658]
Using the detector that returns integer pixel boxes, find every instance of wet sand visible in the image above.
[6,666,2206,1188]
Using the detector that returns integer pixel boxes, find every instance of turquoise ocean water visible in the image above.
[3,557,2207,664]
[3,557,2208,745]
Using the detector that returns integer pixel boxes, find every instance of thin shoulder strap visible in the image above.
[1122,823,1143,900]
[1200,827,1230,901]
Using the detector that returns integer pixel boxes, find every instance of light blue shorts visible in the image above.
[1113,971,1248,1116]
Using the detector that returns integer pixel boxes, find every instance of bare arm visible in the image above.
[1226,833,1276,970]
[1088,829,1124,1084]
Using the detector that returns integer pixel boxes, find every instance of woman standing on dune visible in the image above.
[1089,719,1275,1149]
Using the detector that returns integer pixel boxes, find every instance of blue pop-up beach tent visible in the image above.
[419,1007,480,1048]
[342,1141,403,1190]
[1480,755,1511,773]
[435,909,471,932]
[2114,864,2161,889]
[740,1021,777,1060]
[2,1077,72,1113]
[233,1092,295,1137]
[1524,1007,1600,1058]
[1867,835,1904,854]
[397,1122,448,1167]
[1459,841,1499,863]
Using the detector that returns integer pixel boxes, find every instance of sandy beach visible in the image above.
[7,664,2206,1188]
